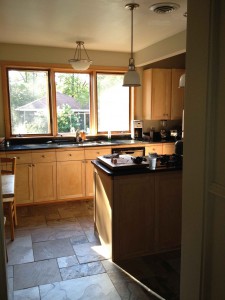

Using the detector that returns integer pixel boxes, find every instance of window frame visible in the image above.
[1,62,131,139]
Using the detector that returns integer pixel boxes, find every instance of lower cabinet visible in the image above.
[94,167,182,261]
[7,151,33,205]
[56,149,86,200]
[84,147,111,197]
[33,162,57,203]
[154,171,182,251]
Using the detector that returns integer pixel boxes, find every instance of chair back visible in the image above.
[0,157,16,175]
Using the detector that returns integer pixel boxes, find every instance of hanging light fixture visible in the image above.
[123,3,141,87]
[68,41,92,71]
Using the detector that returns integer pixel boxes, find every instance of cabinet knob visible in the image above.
[96,152,100,154]
[69,154,72,156]
[32,164,35,167]
[42,155,45,158]
[17,156,20,159]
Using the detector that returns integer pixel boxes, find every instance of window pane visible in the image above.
[55,73,90,134]
[97,73,129,132]
[8,70,51,135]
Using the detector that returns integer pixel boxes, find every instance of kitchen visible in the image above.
[0,0,224,300]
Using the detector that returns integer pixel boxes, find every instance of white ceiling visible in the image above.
[0,0,187,53]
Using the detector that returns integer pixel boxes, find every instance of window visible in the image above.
[3,65,130,138]
[7,69,51,135]
[55,73,90,134]
[97,73,130,133]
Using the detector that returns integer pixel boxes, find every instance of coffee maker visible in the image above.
[131,120,143,140]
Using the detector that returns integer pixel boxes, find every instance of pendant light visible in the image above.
[179,73,186,88]
[68,41,92,71]
[123,3,141,87]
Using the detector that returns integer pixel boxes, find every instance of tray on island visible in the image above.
[97,155,149,170]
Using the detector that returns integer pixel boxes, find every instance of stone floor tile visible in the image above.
[33,238,75,261]
[17,215,47,229]
[102,260,158,300]
[39,273,120,300]
[14,259,61,290]
[60,261,105,281]
[73,242,110,264]
[31,224,84,243]
[14,286,40,300]
[70,234,88,245]
[7,277,14,300]
[46,217,77,228]
[7,236,34,265]
[57,255,79,268]
[7,265,13,278]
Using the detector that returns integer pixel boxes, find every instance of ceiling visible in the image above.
[0,0,187,53]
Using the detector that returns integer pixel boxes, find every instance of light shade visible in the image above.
[68,41,92,71]
[179,73,186,88]
[69,59,92,71]
[123,70,141,87]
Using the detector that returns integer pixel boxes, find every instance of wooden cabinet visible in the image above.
[32,151,56,203]
[145,144,163,155]
[56,149,85,201]
[85,147,111,197]
[155,171,182,251]
[7,152,33,205]
[143,68,184,120]
[94,167,182,261]
[162,143,175,155]
[113,174,155,260]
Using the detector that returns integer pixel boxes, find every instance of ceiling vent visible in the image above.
[149,2,180,14]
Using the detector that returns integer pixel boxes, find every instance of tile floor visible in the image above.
[5,200,161,300]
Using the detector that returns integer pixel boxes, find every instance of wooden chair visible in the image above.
[4,216,8,262]
[0,157,17,241]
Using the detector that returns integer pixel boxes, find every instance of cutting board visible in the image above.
[97,155,149,170]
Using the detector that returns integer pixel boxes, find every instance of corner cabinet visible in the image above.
[143,68,185,120]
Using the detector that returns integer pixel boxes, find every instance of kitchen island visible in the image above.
[92,157,182,262]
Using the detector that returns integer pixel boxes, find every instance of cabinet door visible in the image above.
[85,147,111,197]
[155,171,182,251]
[33,162,57,203]
[143,69,171,120]
[16,164,33,204]
[57,160,85,200]
[85,160,94,197]
[145,144,163,155]
[152,69,171,120]
[162,143,175,155]
[171,69,185,120]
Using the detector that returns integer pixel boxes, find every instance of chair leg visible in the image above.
[9,203,15,241]
[13,201,18,226]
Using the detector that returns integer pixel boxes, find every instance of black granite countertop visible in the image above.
[91,158,182,177]
[0,138,176,152]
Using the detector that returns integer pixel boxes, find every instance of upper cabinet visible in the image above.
[142,68,185,120]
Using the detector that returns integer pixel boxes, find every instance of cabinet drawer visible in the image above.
[145,144,163,155]
[162,143,175,155]
[56,149,85,161]
[85,147,111,159]
[7,152,32,164]
[32,151,56,163]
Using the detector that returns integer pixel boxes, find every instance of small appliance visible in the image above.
[131,120,143,140]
